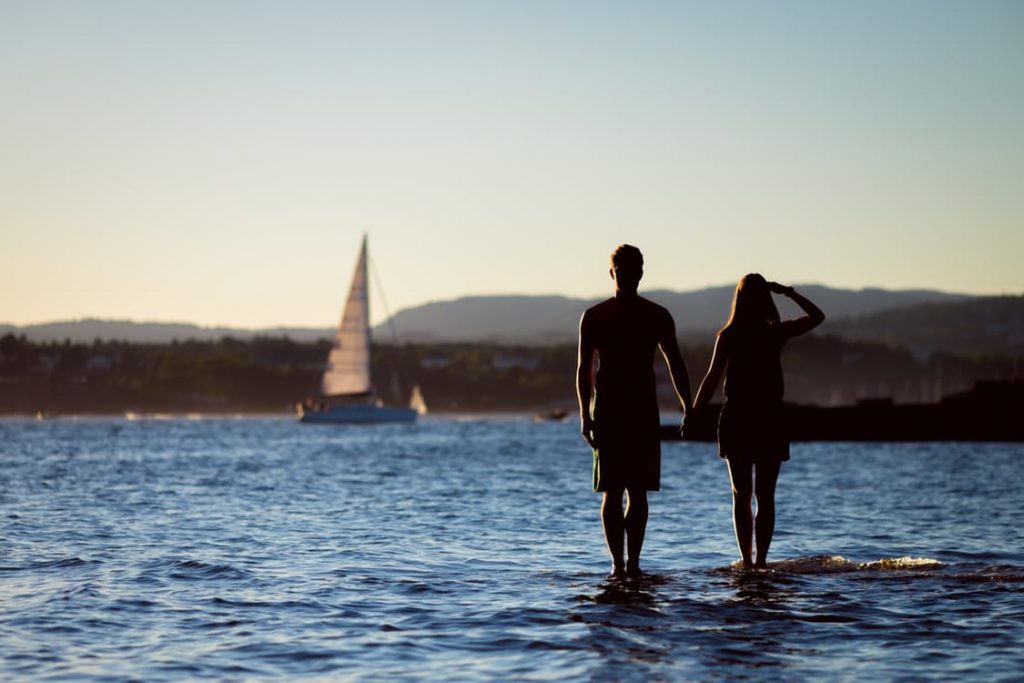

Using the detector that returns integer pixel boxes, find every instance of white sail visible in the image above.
[320,237,372,397]
[409,385,428,415]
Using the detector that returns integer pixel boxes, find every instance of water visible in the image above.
[1,417,1022,681]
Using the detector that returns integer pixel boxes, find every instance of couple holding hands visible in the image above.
[576,244,825,579]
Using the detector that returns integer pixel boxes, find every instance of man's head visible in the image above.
[609,244,643,293]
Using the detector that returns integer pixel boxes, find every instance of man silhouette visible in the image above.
[576,244,692,579]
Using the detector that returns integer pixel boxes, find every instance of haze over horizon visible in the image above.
[3,2,1022,328]
[0,281,989,332]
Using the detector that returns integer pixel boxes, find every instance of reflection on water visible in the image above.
[724,568,797,608]
[585,573,669,606]
[571,574,674,679]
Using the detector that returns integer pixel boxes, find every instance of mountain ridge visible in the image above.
[5,286,1017,357]
[378,284,976,344]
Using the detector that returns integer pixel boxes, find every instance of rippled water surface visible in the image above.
[1,417,1022,680]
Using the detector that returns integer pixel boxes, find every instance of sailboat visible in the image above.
[409,384,428,415]
[298,237,418,424]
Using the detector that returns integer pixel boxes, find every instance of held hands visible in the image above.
[580,417,598,449]
[679,408,699,440]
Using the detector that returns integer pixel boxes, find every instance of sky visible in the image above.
[2,1,1022,328]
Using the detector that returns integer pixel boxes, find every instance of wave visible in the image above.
[722,555,1024,582]
[727,554,944,574]
[169,559,254,581]
[135,557,254,582]
[0,557,101,573]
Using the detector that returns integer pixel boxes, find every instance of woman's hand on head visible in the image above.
[768,281,792,296]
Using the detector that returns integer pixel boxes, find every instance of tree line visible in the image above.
[0,333,1018,415]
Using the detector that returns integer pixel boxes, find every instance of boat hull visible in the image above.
[299,404,417,425]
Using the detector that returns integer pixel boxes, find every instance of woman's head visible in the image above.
[722,273,780,332]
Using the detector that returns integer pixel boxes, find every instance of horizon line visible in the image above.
[3,283,1020,331]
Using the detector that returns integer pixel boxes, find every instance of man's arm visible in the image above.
[658,311,692,414]
[576,311,598,448]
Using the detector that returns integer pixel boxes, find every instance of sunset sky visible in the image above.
[3,1,1022,327]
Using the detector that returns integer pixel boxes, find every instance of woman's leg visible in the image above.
[726,458,754,568]
[753,460,782,567]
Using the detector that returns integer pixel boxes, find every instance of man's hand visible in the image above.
[581,417,598,449]
[679,411,689,439]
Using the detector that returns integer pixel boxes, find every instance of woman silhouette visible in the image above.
[693,275,824,568]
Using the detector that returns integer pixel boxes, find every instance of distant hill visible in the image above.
[824,296,1024,359]
[377,295,587,344]
[6,286,1016,356]
[379,285,972,344]
[0,319,334,344]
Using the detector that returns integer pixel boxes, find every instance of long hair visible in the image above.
[718,273,780,335]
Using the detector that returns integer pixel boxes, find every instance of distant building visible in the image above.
[36,353,59,375]
[419,353,453,369]
[492,353,539,371]
[85,354,117,372]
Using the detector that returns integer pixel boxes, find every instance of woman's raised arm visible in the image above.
[770,283,825,338]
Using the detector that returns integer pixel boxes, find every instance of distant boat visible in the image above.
[534,407,569,422]
[298,237,417,425]
[409,384,428,415]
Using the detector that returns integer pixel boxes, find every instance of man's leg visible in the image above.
[753,460,782,567]
[601,487,626,578]
[624,487,649,577]
[726,458,754,568]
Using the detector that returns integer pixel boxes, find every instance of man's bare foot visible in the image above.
[625,563,644,579]
[607,565,627,580]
